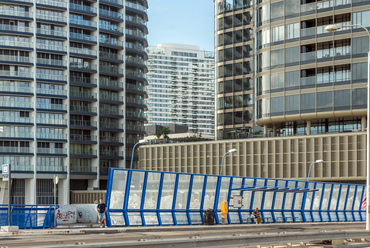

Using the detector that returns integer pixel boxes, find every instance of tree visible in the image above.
[161,127,170,143]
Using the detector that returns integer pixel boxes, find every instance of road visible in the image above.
[0,222,369,248]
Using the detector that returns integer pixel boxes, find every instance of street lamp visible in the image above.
[307,159,324,182]
[130,139,148,170]
[326,23,370,230]
[53,175,59,228]
[220,148,237,176]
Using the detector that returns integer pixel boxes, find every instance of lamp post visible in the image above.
[220,148,237,176]
[326,23,370,231]
[307,159,324,182]
[53,175,59,228]
[130,139,148,170]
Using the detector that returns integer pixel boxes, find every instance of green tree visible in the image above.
[161,127,170,143]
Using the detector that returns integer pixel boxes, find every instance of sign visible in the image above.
[2,174,8,181]
[2,164,9,174]
[231,195,243,208]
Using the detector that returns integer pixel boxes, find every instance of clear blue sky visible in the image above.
[147,0,215,51]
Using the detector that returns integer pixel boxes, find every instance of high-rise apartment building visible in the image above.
[0,0,148,204]
[215,0,370,140]
[146,44,215,136]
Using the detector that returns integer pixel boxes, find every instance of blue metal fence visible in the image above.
[0,205,57,229]
[105,169,365,227]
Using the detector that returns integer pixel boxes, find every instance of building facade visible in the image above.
[215,0,370,139]
[0,0,148,204]
[146,43,215,137]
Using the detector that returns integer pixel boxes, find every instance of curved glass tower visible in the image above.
[0,0,148,204]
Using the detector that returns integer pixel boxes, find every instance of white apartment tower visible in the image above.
[146,43,215,136]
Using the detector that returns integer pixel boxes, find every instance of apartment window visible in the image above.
[36,179,57,204]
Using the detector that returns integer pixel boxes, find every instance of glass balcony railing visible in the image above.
[0,39,32,48]
[0,54,32,63]
[126,97,145,105]
[317,0,333,10]
[99,51,123,61]
[100,108,123,115]
[10,164,33,171]
[126,111,145,118]
[300,27,316,37]
[100,24,123,33]
[300,52,316,62]
[100,150,123,157]
[126,56,145,65]
[100,122,123,129]
[37,165,65,172]
[99,9,123,19]
[37,73,67,81]
[100,136,123,143]
[0,9,33,18]
[126,1,147,12]
[0,85,32,93]
[70,62,97,70]
[126,69,145,78]
[100,95,123,102]
[70,134,97,141]
[70,19,97,28]
[37,148,67,154]
[126,29,146,38]
[36,43,67,52]
[0,24,32,33]
[0,132,33,138]
[36,13,67,22]
[70,47,97,56]
[126,125,145,132]
[0,147,32,153]
[126,15,145,25]
[70,3,97,14]
[70,119,97,127]
[70,32,97,42]
[37,133,67,140]
[37,28,66,37]
[99,65,123,74]
[100,0,123,6]
[99,79,123,88]
[100,38,123,47]
[70,149,97,156]
[300,2,316,12]
[37,103,67,110]
[70,165,97,173]
[37,118,67,125]
[126,83,146,92]
[0,116,33,123]
[36,0,67,8]
[70,105,97,113]
[37,58,67,67]
[301,76,316,86]
[70,76,96,85]
[126,42,144,51]
[36,88,66,96]
[70,90,96,98]
[0,101,32,108]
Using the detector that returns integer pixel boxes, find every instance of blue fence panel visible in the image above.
[106,169,366,227]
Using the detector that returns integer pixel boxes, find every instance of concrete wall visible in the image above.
[57,204,99,224]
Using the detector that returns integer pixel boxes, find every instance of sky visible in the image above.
[147,0,215,51]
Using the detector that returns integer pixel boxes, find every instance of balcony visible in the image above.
[0,24,32,33]
[126,125,145,132]
[70,90,96,99]
[70,148,97,156]
[99,79,123,88]
[70,134,97,142]
[70,3,97,14]
[70,62,97,71]
[126,56,145,65]
[99,51,124,61]
[70,105,97,113]
[37,28,66,37]
[126,111,145,118]
[126,29,146,39]
[70,47,97,56]
[37,118,67,125]
[126,97,145,105]
[100,38,123,47]
[37,73,67,81]
[100,0,123,6]
[9,164,33,172]
[37,148,67,154]
[126,42,145,51]
[0,85,32,94]
[0,147,32,153]
[70,119,97,127]
[0,116,33,124]
[126,69,145,78]
[37,133,67,140]
[99,65,123,74]
[100,108,123,116]
[70,76,97,85]
[70,32,97,42]
[99,9,123,20]
[100,122,123,129]
[126,83,146,92]
[37,103,67,111]
[0,132,33,139]
[300,76,316,87]
[36,0,67,8]
[37,58,67,67]
[100,136,123,143]
[126,1,147,12]
[36,43,67,52]
[0,101,32,109]
[0,55,32,64]
[36,13,67,23]
[70,165,97,173]
[0,39,32,48]
[0,9,33,18]
[126,15,145,25]
[37,165,66,172]
[100,150,123,157]
[70,19,97,29]
[99,24,123,33]
[36,88,66,96]
[100,95,123,102]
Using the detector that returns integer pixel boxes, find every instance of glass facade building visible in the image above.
[215,0,370,139]
[146,44,215,136]
[0,0,148,204]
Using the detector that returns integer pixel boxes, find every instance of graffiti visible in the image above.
[57,209,76,222]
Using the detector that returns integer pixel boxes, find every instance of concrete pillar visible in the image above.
[307,120,311,135]
[362,116,366,131]
[88,179,99,190]
[59,178,70,205]
[25,178,36,204]
[263,125,268,137]
[273,124,277,137]
[0,180,9,204]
